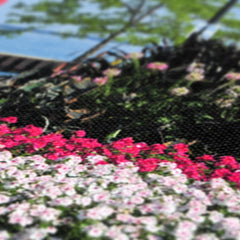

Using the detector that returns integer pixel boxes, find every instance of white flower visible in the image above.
[0,194,10,204]
[50,197,73,207]
[0,230,10,240]
[208,211,223,223]
[85,223,108,238]
[86,205,114,220]
[0,151,12,161]
[175,220,197,240]
[8,212,34,227]
[125,52,144,59]
[92,191,110,202]
[171,87,190,96]
[195,233,219,240]
[38,208,61,222]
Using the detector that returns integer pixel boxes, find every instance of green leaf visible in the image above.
[202,115,214,120]
[0,98,8,105]
[105,129,122,143]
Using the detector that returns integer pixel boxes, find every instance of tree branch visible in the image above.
[128,0,146,25]
[184,0,238,43]
[72,2,164,63]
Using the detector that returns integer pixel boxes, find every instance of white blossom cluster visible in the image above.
[1,151,240,239]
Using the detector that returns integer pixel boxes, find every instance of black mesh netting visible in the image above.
[1,37,240,158]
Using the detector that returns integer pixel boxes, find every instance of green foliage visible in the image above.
[5,0,240,46]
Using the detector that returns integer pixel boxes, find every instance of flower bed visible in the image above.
[1,151,240,239]
[1,39,240,239]
[1,117,240,186]
[1,117,240,239]
[2,39,240,158]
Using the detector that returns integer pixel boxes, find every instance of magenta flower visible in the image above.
[147,62,168,71]
[93,76,108,85]
[0,116,18,123]
[71,75,82,82]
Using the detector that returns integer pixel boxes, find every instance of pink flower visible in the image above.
[173,143,189,154]
[215,156,239,170]
[0,116,17,123]
[71,75,82,82]
[74,130,86,138]
[196,155,215,162]
[103,68,121,77]
[21,125,43,137]
[147,62,168,71]
[225,72,240,81]
[211,168,232,178]
[0,124,10,135]
[0,194,10,204]
[93,76,108,85]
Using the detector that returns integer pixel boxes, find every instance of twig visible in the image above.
[72,2,164,63]
[184,0,238,43]
[42,115,50,133]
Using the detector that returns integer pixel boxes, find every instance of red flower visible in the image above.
[74,130,86,138]
[149,143,167,154]
[196,154,215,161]
[0,116,17,123]
[173,143,189,154]
[211,168,232,178]
[215,156,239,170]
[0,124,10,135]
[32,138,48,150]
[22,125,43,137]
[227,172,240,186]
[136,157,159,172]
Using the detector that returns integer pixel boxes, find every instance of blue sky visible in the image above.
[0,0,142,61]
[0,0,238,61]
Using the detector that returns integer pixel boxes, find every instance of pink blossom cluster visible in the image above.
[102,68,121,77]
[185,62,205,82]
[1,153,240,239]
[146,62,168,71]
[1,116,240,188]
[225,72,240,81]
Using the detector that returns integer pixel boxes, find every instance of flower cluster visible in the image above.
[171,87,190,96]
[1,117,240,188]
[102,68,122,77]
[185,62,205,82]
[225,72,240,81]
[225,85,240,98]
[146,62,168,71]
[1,153,240,239]
[93,76,108,85]
[215,98,235,108]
